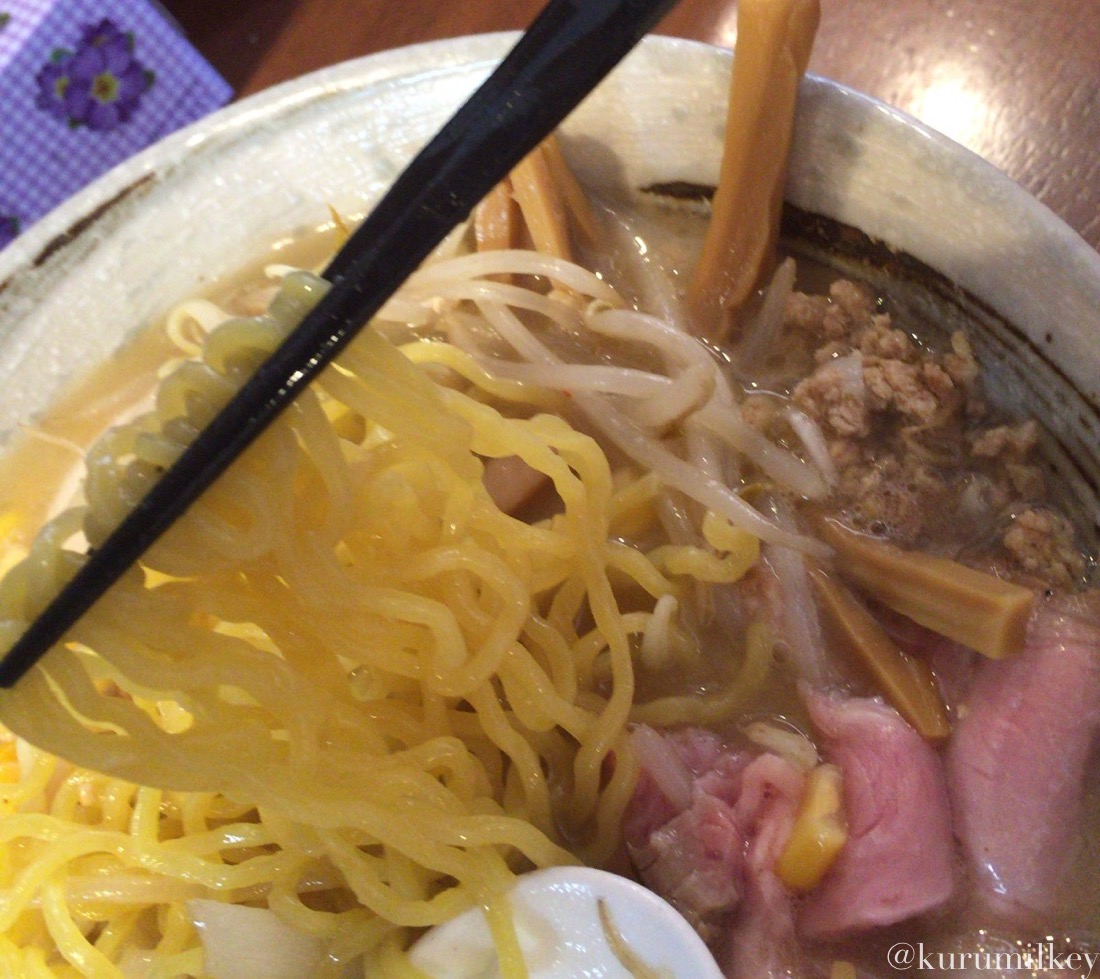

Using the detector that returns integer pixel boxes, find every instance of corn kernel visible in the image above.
[776,762,847,892]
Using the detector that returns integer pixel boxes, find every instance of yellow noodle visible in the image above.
[152,904,200,958]
[0,227,773,974]
[483,893,529,979]
[606,541,677,600]
[41,878,118,978]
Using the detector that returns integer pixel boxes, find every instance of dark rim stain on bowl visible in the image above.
[0,172,160,298]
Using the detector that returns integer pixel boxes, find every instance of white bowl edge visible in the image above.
[0,32,1097,459]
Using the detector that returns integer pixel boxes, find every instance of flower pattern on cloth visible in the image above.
[35,18,154,131]
[0,0,231,254]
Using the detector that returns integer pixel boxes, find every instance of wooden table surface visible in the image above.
[165,0,1100,253]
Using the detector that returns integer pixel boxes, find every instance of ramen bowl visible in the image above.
[0,30,1098,976]
[1,33,1098,520]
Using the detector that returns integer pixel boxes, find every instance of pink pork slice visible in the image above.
[723,752,806,979]
[625,726,810,974]
[624,726,749,939]
[799,691,956,938]
[946,592,1100,922]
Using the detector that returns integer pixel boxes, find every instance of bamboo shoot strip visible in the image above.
[810,566,951,741]
[512,141,576,262]
[474,181,521,254]
[476,136,599,292]
[688,0,820,336]
[820,519,1036,661]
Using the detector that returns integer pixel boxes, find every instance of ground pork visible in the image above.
[1003,508,1087,588]
[862,359,951,424]
[773,279,1085,583]
[792,357,869,438]
[836,452,948,541]
[970,419,1041,459]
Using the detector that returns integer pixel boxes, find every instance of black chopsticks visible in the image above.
[0,0,681,687]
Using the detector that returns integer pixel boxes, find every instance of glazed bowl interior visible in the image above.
[0,33,1098,533]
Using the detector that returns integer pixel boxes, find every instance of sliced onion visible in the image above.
[118,948,156,979]
[596,205,688,328]
[765,539,829,686]
[827,351,864,398]
[639,594,681,670]
[742,719,819,771]
[630,724,694,813]
[188,900,329,979]
[736,256,797,370]
[786,406,838,487]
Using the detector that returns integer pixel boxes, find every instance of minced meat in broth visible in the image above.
[762,275,1086,588]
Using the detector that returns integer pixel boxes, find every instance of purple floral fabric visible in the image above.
[35,18,155,131]
[0,0,232,254]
